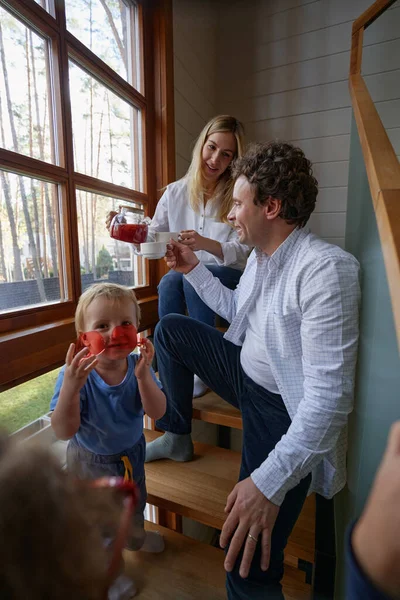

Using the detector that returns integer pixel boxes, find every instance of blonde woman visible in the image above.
[108,116,250,396]
[154,116,249,395]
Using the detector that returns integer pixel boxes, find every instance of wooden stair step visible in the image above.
[193,390,242,429]
[145,429,240,530]
[123,521,311,599]
[144,430,315,567]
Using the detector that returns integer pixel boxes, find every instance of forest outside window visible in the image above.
[69,61,142,190]
[0,6,55,164]
[0,0,173,390]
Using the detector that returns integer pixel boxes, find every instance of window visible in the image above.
[0,0,174,391]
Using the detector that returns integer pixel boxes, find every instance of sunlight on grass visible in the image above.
[0,369,60,434]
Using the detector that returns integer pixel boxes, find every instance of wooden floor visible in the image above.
[123,522,311,599]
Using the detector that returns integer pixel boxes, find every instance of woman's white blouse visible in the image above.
[148,178,250,270]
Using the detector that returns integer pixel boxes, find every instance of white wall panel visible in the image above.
[216,0,400,242]
[173,0,400,242]
[309,212,346,238]
[246,107,352,143]
[313,161,349,189]
[387,128,400,155]
[314,187,348,213]
[292,135,350,164]
[174,89,205,139]
[173,0,219,170]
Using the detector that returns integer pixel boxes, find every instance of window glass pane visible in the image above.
[0,6,55,163]
[69,61,141,190]
[66,0,138,86]
[1,368,58,434]
[77,190,148,290]
[32,0,53,15]
[0,171,66,313]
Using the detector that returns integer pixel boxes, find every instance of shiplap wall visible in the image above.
[173,0,400,247]
[216,0,400,248]
[172,0,219,180]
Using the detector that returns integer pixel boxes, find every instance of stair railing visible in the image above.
[350,0,400,350]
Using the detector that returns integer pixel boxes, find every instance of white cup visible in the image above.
[140,241,167,259]
[155,231,180,243]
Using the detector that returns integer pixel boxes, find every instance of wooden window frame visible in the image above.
[0,0,175,391]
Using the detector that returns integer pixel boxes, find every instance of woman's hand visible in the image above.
[105,211,118,231]
[135,337,155,380]
[179,230,206,251]
[179,230,223,260]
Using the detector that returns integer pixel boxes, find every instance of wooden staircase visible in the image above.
[124,389,314,598]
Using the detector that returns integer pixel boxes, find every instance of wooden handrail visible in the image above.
[352,0,397,34]
[350,0,400,350]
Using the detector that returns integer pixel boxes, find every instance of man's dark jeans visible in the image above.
[157,265,241,327]
[155,314,311,600]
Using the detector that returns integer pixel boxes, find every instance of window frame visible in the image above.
[0,0,175,391]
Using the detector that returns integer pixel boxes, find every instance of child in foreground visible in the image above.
[0,433,129,599]
[50,283,166,571]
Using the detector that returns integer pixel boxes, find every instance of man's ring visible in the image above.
[247,533,258,543]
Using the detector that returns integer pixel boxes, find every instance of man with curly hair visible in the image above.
[146,141,360,599]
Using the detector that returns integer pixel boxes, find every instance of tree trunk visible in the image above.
[0,21,45,300]
[0,89,23,281]
[99,0,127,70]
[0,213,7,281]
[30,30,57,277]
[26,31,42,272]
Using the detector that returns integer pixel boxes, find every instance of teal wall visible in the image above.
[334,115,400,597]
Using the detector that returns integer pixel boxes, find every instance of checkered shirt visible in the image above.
[185,227,360,505]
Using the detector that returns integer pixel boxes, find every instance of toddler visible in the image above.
[0,433,128,599]
[50,283,166,581]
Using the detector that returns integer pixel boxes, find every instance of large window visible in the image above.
[0,0,174,391]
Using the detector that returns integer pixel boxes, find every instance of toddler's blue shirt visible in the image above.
[50,354,162,455]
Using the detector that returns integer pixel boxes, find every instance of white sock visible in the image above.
[193,375,208,398]
[145,432,193,463]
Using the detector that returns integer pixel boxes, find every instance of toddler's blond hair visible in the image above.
[75,282,141,334]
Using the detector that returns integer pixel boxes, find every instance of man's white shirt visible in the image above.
[185,226,360,505]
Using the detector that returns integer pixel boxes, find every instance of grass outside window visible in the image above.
[0,369,59,433]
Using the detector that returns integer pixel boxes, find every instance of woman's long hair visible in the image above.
[185,115,244,223]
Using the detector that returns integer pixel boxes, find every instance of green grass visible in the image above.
[0,369,60,434]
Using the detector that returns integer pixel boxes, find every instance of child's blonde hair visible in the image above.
[0,434,120,599]
[185,115,245,223]
[75,282,141,335]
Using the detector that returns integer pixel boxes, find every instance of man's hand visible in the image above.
[220,477,280,578]
[165,238,200,274]
[352,421,400,598]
